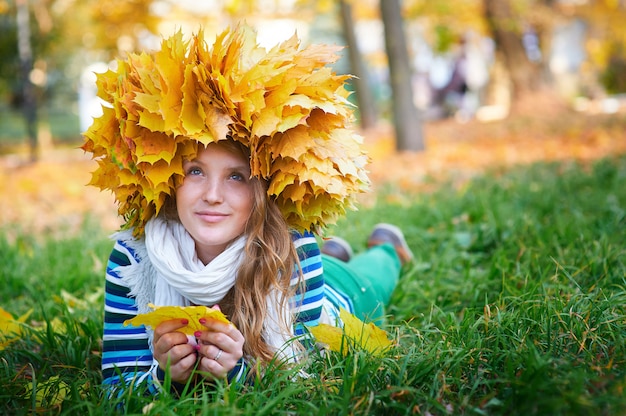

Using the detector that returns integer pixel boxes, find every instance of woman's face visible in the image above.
[176,142,254,264]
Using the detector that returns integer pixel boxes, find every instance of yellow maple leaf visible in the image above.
[134,92,161,115]
[141,159,178,189]
[309,308,393,357]
[138,109,166,133]
[267,170,297,196]
[124,303,232,336]
[265,78,297,109]
[272,127,311,160]
[282,183,309,203]
[310,324,344,353]
[251,108,282,138]
[0,307,32,350]
[24,375,69,410]
[200,106,233,147]
[53,288,104,313]
[134,131,177,165]
[155,35,186,132]
[180,65,205,135]
[277,108,306,133]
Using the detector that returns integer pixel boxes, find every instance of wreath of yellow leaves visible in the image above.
[82,24,370,236]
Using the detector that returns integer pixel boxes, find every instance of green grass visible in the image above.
[1,155,626,415]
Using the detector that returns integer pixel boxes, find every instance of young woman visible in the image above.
[84,25,412,395]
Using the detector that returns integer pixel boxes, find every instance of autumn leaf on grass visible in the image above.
[309,308,393,357]
[24,375,70,411]
[53,288,104,313]
[124,303,232,335]
[0,307,32,350]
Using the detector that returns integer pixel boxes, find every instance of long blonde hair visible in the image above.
[221,176,300,363]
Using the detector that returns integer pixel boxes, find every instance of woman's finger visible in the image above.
[199,318,244,342]
[153,318,190,339]
[197,354,228,379]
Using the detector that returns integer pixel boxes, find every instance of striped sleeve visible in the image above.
[289,231,324,338]
[102,240,158,394]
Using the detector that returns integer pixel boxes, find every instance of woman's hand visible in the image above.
[194,310,245,379]
[153,319,197,383]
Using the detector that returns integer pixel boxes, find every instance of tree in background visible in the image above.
[483,0,546,100]
[1,0,57,160]
[15,0,37,161]
[380,0,424,151]
[339,0,377,130]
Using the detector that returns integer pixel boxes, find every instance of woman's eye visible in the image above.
[186,167,202,176]
[230,172,245,182]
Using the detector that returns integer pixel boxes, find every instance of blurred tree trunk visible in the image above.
[380,0,424,152]
[16,0,38,162]
[339,0,377,129]
[483,0,544,104]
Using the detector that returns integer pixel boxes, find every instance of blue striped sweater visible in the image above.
[102,230,348,393]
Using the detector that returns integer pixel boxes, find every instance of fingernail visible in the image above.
[194,331,202,338]
[194,344,201,351]
[199,318,206,324]
[213,304,221,311]
[181,319,189,325]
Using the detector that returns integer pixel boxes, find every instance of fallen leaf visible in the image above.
[24,375,69,410]
[0,307,33,351]
[309,308,393,356]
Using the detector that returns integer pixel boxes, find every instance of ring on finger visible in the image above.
[213,349,223,362]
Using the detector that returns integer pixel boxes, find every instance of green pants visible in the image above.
[322,243,401,324]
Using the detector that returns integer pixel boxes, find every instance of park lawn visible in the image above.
[1,154,625,415]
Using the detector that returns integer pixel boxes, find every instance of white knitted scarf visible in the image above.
[145,217,245,308]
[117,217,295,360]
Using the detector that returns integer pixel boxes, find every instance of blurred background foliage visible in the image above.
[1,0,626,156]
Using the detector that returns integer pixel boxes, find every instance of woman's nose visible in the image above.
[202,179,224,203]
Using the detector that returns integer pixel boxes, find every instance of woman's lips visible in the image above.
[196,211,228,223]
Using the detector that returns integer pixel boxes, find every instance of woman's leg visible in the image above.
[347,243,401,307]
[322,223,411,324]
